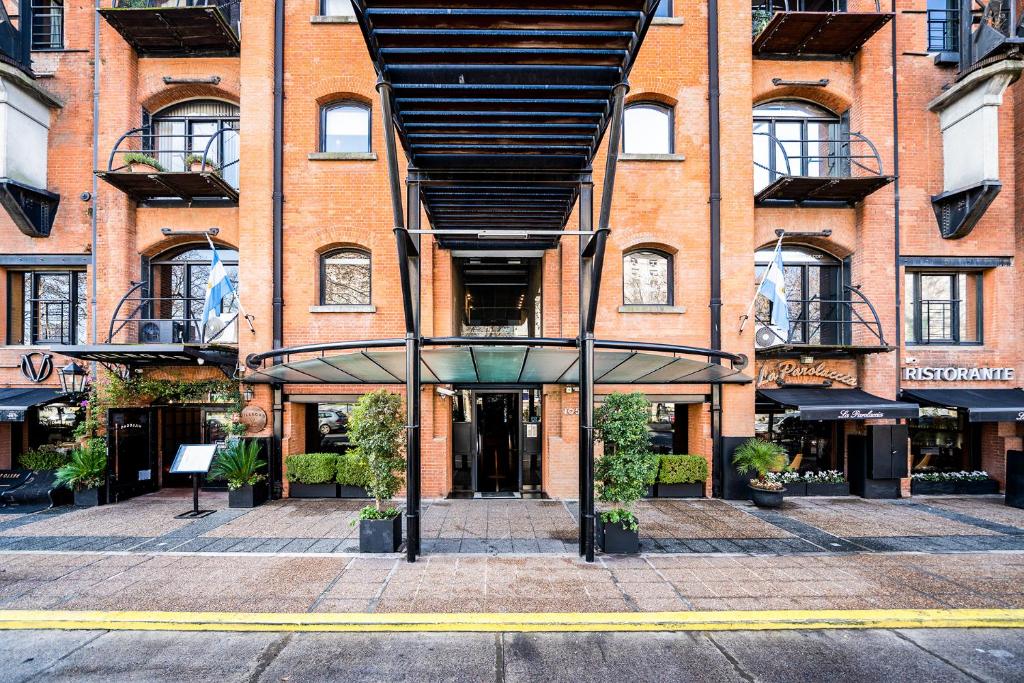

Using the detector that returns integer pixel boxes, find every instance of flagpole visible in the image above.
[204,233,256,337]
[738,231,785,333]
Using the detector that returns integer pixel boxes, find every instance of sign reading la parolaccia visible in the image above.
[757,361,857,388]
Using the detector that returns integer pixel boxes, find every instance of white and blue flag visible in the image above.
[758,247,790,334]
[201,245,238,343]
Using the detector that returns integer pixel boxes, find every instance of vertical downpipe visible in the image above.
[708,0,724,497]
[891,1,901,397]
[91,0,100,350]
[271,0,285,498]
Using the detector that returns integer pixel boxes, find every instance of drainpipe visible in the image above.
[891,0,902,398]
[708,0,724,497]
[91,0,100,351]
[271,0,285,498]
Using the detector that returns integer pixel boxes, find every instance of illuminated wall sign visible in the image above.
[903,367,1015,381]
[757,360,857,388]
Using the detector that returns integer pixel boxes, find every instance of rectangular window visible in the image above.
[905,271,982,345]
[31,0,64,50]
[7,270,86,345]
[320,0,354,16]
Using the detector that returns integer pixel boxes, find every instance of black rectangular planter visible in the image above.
[784,482,807,497]
[806,482,850,497]
[359,514,402,553]
[912,479,1000,495]
[228,483,268,508]
[338,485,370,499]
[73,487,103,507]
[655,482,704,498]
[597,519,640,554]
[863,479,901,499]
[288,482,338,498]
[643,485,656,498]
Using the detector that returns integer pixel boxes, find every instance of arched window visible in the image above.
[320,0,354,16]
[754,245,843,345]
[623,249,672,305]
[622,102,673,155]
[321,248,371,305]
[149,244,239,343]
[150,99,240,188]
[320,102,371,153]
[753,99,842,191]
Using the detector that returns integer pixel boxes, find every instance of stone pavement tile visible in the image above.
[322,582,384,600]
[308,598,373,613]
[778,497,1000,538]
[631,597,691,611]
[920,496,1024,531]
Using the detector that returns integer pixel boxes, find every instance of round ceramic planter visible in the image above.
[749,485,785,508]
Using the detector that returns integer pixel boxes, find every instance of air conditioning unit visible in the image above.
[138,320,190,344]
[755,325,787,349]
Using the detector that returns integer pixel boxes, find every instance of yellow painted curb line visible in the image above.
[0,609,1021,633]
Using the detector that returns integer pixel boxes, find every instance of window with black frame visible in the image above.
[321,248,371,306]
[926,0,959,53]
[7,270,86,345]
[622,102,673,155]
[150,100,240,189]
[755,246,844,345]
[320,101,371,153]
[31,0,63,50]
[753,100,845,192]
[149,245,239,343]
[905,271,982,345]
[623,249,672,306]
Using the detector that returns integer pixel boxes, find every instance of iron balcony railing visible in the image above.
[30,0,63,50]
[107,283,238,345]
[107,126,239,181]
[754,285,887,349]
[927,8,960,53]
[753,131,885,184]
[752,0,882,34]
[29,298,74,345]
[918,299,957,344]
[109,0,240,35]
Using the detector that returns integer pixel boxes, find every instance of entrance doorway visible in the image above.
[451,389,543,498]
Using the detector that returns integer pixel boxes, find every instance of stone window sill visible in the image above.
[651,17,685,26]
[308,152,377,161]
[310,15,357,23]
[618,305,686,314]
[309,304,376,313]
[619,153,685,162]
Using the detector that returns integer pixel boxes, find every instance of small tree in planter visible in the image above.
[210,439,267,508]
[121,152,164,174]
[348,389,405,553]
[594,392,658,554]
[732,438,789,508]
[184,153,219,175]
[55,438,107,507]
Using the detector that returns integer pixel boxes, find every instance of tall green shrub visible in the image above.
[18,447,71,471]
[657,455,708,485]
[594,392,657,530]
[285,453,337,484]
[347,390,405,518]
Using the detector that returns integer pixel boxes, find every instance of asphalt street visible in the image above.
[0,628,1021,682]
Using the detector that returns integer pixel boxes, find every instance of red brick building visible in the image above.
[0,0,1020,522]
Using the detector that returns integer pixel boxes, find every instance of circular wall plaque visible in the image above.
[240,406,268,432]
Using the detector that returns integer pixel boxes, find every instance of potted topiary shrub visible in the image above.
[184,153,219,174]
[732,438,789,508]
[348,389,405,553]
[122,152,164,174]
[336,451,371,498]
[656,454,708,498]
[285,453,339,498]
[55,438,107,507]
[211,439,267,508]
[594,392,658,554]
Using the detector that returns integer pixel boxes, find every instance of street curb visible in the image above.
[0,609,1022,633]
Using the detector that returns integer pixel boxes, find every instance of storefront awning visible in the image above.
[757,387,919,421]
[0,388,64,422]
[246,344,751,386]
[901,388,1024,423]
[51,344,237,369]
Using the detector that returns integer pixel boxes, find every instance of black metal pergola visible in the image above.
[248,0,752,563]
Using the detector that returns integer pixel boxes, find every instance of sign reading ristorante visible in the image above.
[903,366,1015,381]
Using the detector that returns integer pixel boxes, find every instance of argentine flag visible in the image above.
[758,248,790,335]
[201,246,237,343]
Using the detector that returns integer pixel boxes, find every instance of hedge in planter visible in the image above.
[286,453,339,498]
[336,451,371,498]
[656,455,707,498]
[348,390,405,553]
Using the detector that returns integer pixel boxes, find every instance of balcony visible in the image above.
[96,126,239,203]
[752,0,893,59]
[753,285,891,356]
[927,8,960,65]
[98,0,240,57]
[753,130,893,205]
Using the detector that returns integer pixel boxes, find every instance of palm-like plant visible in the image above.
[210,439,266,491]
[55,439,107,492]
[732,438,789,490]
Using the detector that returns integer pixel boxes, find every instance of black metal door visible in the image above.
[870,425,894,479]
[475,392,519,494]
[108,408,157,501]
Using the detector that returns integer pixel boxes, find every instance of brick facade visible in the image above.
[0,1,1019,500]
